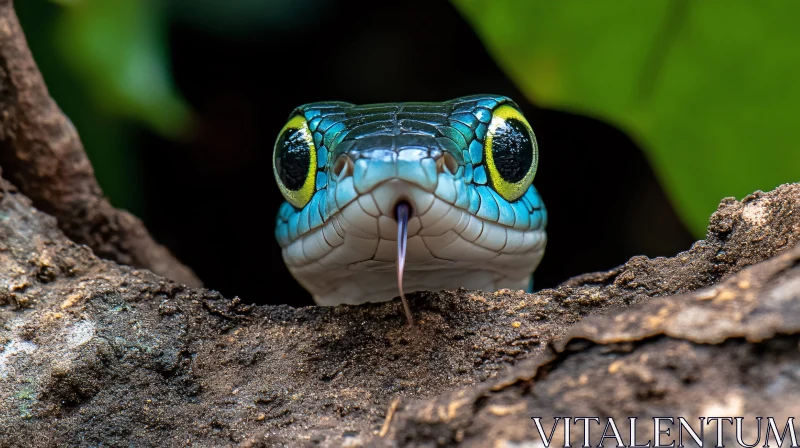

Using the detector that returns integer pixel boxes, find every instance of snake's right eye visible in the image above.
[273,115,317,209]
[483,104,538,202]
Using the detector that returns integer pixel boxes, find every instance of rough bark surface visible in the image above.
[0,0,200,287]
[0,176,798,447]
[379,231,800,447]
[1,1,800,446]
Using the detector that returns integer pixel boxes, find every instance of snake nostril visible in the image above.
[332,154,354,181]
[436,152,459,175]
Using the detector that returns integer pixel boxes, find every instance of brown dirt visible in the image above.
[382,230,800,448]
[0,179,798,447]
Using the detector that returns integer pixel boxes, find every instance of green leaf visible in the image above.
[453,0,800,236]
[52,0,191,138]
[17,0,147,214]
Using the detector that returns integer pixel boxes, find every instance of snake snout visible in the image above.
[368,179,434,222]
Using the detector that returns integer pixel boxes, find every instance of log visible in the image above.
[0,173,797,446]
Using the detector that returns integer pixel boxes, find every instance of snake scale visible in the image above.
[272,95,547,323]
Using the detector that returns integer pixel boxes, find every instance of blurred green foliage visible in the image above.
[453,0,800,236]
[16,0,319,215]
[17,0,191,215]
[52,0,191,138]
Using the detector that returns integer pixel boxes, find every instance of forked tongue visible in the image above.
[396,202,413,326]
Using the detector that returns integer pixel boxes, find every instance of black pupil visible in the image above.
[491,118,533,183]
[275,127,311,191]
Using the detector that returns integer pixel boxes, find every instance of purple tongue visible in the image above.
[396,202,413,325]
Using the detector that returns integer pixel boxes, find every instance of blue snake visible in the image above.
[273,95,547,323]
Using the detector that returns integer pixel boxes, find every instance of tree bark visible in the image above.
[0,176,797,446]
[0,0,200,287]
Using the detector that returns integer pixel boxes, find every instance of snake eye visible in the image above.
[483,104,538,202]
[273,115,317,209]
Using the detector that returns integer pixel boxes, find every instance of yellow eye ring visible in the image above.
[483,104,538,202]
[273,115,317,209]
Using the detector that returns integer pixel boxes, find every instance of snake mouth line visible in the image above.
[326,178,542,235]
[282,177,543,247]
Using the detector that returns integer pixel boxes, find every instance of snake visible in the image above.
[272,95,547,323]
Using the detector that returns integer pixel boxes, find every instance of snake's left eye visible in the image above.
[483,104,538,202]
[273,115,317,209]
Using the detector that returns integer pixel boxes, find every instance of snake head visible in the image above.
[273,95,547,306]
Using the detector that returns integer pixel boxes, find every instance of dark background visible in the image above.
[21,1,694,306]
